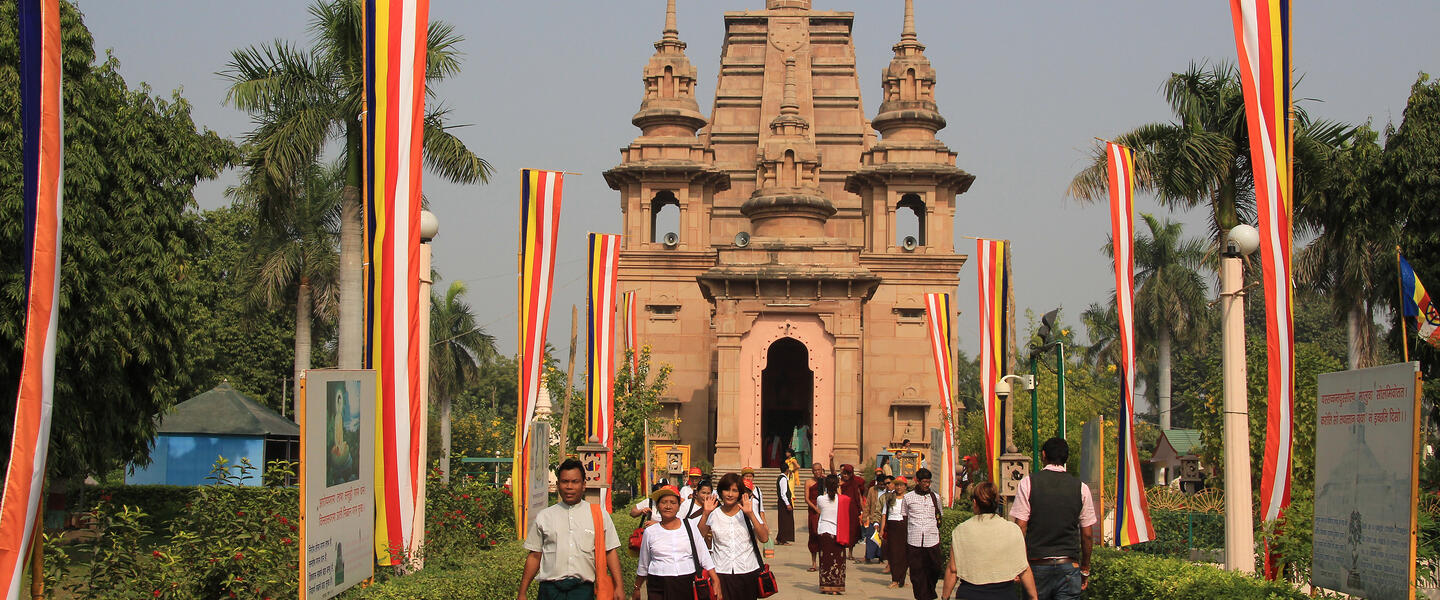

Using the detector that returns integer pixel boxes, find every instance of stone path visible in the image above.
[765,513,930,600]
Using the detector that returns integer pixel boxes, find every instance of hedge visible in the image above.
[344,510,644,600]
[1088,548,1310,600]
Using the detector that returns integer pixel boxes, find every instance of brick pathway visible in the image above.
[766,514,931,599]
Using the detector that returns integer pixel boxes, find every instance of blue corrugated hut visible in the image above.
[127,382,299,486]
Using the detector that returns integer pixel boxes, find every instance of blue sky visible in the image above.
[75,1,1440,370]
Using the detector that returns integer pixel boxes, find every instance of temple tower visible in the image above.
[608,1,972,473]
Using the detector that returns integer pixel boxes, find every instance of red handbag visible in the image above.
[628,521,646,555]
[741,513,780,598]
[682,520,716,600]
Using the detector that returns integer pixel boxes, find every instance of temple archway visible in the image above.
[733,314,835,469]
[760,338,812,468]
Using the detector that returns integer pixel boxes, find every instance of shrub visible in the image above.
[1088,548,1312,600]
[417,470,515,565]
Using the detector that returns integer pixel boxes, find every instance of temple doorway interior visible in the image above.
[761,337,813,468]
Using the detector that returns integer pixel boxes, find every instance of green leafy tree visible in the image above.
[1378,73,1440,390]
[1069,62,1351,245]
[1295,124,1391,370]
[612,347,672,494]
[429,280,497,481]
[223,0,492,370]
[234,159,341,409]
[181,206,299,413]
[0,2,237,477]
[1126,215,1208,429]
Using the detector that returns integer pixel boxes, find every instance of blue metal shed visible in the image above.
[127,382,300,486]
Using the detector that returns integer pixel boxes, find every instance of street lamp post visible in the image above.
[411,209,438,570]
[1029,309,1068,470]
[1222,224,1259,574]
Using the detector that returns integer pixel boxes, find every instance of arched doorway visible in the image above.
[761,337,812,468]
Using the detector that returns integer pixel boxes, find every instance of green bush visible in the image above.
[418,472,515,564]
[1089,548,1312,600]
[1129,508,1224,558]
[347,510,643,600]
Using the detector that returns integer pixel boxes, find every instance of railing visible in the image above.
[454,457,512,488]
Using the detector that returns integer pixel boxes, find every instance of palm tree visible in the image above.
[223,0,492,370]
[430,280,496,482]
[1069,62,1349,246]
[1130,215,1209,429]
[234,159,342,413]
[1295,125,1390,369]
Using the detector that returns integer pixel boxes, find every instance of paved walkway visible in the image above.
[766,513,929,599]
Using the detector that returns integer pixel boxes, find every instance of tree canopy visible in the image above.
[0,1,237,477]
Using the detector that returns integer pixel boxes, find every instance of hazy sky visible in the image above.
[75,1,1440,367]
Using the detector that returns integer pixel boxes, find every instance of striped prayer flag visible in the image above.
[1400,255,1440,348]
[363,0,429,566]
[924,293,957,508]
[514,169,565,539]
[0,1,62,595]
[1230,0,1294,524]
[1106,142,1155,546]
[586,233,621,512]
[622,291,639,384]
[975,239,1007,484]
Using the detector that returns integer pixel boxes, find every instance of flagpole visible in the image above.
[1398,247,1411,363]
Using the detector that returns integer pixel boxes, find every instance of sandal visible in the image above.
[807,566,818,572]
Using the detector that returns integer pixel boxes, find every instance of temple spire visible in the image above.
[901,0,916,42]
[663,0,679,43]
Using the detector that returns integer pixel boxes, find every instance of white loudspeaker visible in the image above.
[663,232,679,248]
[902,236,918,251]
[734,232,750,247]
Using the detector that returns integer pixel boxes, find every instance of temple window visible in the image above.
[896,193,926,246]
[651,191,680,243]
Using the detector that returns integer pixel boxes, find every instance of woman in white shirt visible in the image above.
[815,473,845,595]
[699,473,770,600]
[632,485,722,600]
[940,482,1038,600]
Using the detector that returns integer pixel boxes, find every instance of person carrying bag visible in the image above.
[632,486,722,600]
[699,474,777,600]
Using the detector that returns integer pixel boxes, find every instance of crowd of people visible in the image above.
[515,437,1095,600]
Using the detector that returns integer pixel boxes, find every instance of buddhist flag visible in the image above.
[925,293,958,508]
[364,0,430,566]
[1400,255,1440,348]
[0,1,62,596]
[587,233,621,512]
[975,239,1007,484]
[514,169,565,538]
[1231,0,1294,524]
[622,291,639,383]
[1106,142,1155,546]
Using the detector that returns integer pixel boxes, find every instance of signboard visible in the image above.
[300,370,376,600]
[1312,362,1421,600]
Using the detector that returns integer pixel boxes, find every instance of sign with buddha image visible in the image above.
[301,370,376,599]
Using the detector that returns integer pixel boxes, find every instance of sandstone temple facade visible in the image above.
[604,0,974,470]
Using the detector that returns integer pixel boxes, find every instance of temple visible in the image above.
[604,0,974,470]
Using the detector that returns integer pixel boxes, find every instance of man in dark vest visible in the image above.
[1011,437,1097,600]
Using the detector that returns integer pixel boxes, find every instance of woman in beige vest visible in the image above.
[940,482,1037,600]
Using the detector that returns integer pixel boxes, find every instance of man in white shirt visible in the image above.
[1011,438,1097,600]
[901,468,943,600]
[518,459,624,600]
[775,467,795,544]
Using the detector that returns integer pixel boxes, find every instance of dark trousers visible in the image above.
[776,504,795,544]
[907,544,942,600]
[538,578,596,600]
[1032,563,1083,600]
[885,520,908,584]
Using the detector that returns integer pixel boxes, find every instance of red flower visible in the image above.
[152,550,163,558]
[233,553,244,561]
[281,538,292,545]
[278,516,289,525]
[236,511,245,517]
[461,494,470,499]
[153,591,162,598]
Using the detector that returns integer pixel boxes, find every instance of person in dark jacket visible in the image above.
[1010,438,1097,600]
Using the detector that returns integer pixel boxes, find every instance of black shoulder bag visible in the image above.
[682,520,716,600]
[741,512,780,598]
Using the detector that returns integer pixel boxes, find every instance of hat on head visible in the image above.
[651,485,681,503]
[841,464,855,474]
[894,476,908,484]
[874,467,884,474]
[687,467,702,477]
[741,466,754,475]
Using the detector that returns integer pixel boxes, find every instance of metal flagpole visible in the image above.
[1056,343,1067,439]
